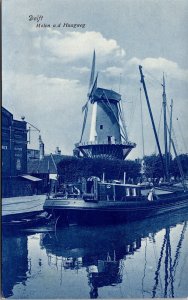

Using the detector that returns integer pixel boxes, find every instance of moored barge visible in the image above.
[43,178,188,225]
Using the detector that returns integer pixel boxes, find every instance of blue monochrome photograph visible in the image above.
[2,0,188,298]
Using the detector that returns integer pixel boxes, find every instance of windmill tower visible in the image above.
[75,51,136,160]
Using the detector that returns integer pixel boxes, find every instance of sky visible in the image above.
[2,0,188,159]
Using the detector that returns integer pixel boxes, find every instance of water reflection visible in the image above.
[2,208,188,298]
[2,234,28,298]
[152,223,187,298]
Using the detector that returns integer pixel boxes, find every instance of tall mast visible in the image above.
[139,65,166,177]
[162,74,169,181]
[140,88,145,158]
[168,99,173,166]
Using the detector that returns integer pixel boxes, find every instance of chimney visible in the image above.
[39,135,44,160]
[55,146,61,155]
[73,147,80,157]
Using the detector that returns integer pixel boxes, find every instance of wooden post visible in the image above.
[102,172,105,183]
[123,172,126,184]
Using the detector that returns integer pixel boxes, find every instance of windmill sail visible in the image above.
[89,50,95,90]
[80,50,96,142]
[89,72,98,100]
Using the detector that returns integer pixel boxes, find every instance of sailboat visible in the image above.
[43,64,188,225]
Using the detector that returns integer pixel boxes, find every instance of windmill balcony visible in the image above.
[76,141,136,147]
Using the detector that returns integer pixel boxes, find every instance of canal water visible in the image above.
[2,208,188,299]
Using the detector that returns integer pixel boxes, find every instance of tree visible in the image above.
[143,153,188,179]
[57,157,141,183]
[144,154,164,178]
[170,154,188,177]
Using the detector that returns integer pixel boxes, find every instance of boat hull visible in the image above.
[43,193,188,225]
[2,212,52,232]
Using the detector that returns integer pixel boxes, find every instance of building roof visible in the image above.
[19,175,42,181]
[27,154,71,174]
[92,87,121,102]
[2,106,13,118]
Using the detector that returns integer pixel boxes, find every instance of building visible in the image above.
[75,51,136,160]
[2,107,27,177]
[27,142,65,193]
[27,152,65,193]
[27,149,40,160]
[2,107,42,197]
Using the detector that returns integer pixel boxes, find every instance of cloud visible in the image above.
[71,66,90,74]
[3,71,81,105]
[128,57,188,82]
[102,66,124,77]
[3,71,86,154]
[34,30,126,62]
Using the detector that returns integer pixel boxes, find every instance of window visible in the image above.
[126,188,130,196]
[132,188,137,196]
[100,125,103,129]
[108,136,112,144]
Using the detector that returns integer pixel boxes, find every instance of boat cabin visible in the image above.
[82,177,142,202]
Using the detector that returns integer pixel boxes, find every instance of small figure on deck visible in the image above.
[147,188,156,201]
[73,186,81,198]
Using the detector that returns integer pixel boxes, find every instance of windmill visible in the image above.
[75,51,136,160]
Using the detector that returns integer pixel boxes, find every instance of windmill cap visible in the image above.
[92,87,121,102]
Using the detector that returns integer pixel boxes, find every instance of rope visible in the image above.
[144,69,162,87]
[176,118,188,153]
[127,93,139,136]
[148,104,163,178]
[166,106,180,154]
[166,123,186,188]
[154,104,163,154]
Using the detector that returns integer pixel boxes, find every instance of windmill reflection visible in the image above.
[41,209,188,298]
[41,229,144,298]
[87,251,124,298]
